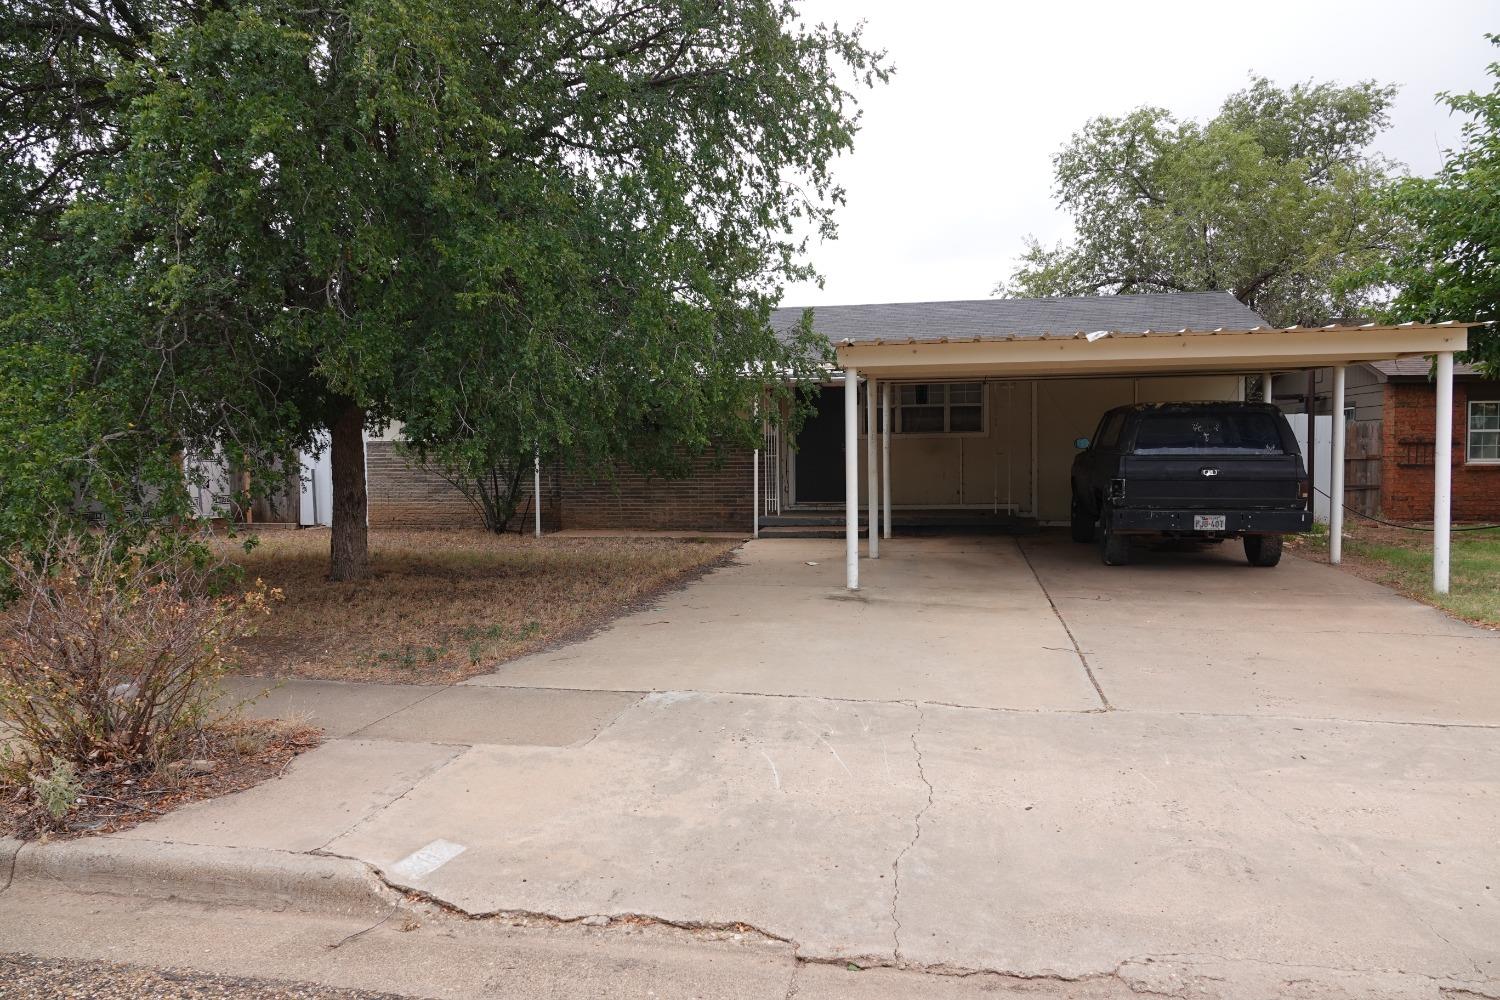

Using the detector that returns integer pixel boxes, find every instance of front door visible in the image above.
[795,385,845,503]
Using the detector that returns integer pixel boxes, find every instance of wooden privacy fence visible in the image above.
[1344,419,1382,518]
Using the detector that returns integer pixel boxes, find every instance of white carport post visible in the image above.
[865,377,879,558]
[881,383,892,540]
[844,368,860,590]
[1329,366,1346,564]
[1263,372,1274,404]
[1434,351,1454,594]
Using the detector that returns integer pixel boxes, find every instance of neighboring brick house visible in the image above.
[1273,359,1500,522]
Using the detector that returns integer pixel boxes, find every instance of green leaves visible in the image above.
[1372,36,1500,373]
[998,77,1401,327]
[3,0,879,558]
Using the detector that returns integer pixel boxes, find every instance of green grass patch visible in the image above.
[1297,522,1500,627]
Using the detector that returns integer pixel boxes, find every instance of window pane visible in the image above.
[949,406,982,433]
[948,383,982,405]
[1133,413,1284,453]
[901,407,945,433]
[900,384,935,406]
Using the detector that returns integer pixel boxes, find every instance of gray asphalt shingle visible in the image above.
[769,291,1269,344]
[1367,358,1481,378]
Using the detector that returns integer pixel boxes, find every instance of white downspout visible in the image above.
[844,368,859,591]
[533,446,542,538]
[881,382,892,540]
[1434,352,1454,594]
[865,378,879,559]
[1263,372,1274,405]
[1329,366,1346,564]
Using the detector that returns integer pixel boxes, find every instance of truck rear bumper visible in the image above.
[1105,508,1312,535]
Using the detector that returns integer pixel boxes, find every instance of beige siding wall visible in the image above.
[853,381,1034,511]
[848,375,1243,521]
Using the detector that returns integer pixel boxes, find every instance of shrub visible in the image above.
[29,757,82,820]
[0,532,274,788]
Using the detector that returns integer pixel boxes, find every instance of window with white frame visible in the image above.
[1469,400,1500,463]
[865,382,985,435]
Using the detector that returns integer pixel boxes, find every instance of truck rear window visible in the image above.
[1133,412,1285,454]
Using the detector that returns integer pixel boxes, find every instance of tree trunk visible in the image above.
[329,403,369,582]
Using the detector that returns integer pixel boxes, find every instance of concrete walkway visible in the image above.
[36,536,1500,998]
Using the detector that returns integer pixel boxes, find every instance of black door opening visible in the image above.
[795,385,845,503]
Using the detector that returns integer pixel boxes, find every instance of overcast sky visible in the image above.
[779,0,1497,309]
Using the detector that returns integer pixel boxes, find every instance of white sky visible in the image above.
[780,0,1497,308]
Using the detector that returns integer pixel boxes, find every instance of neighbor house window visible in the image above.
[890,382,984,434]
[1469,400,1500,463]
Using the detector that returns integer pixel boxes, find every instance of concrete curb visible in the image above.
[1,836,392,920]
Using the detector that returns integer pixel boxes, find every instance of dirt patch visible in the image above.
[226,530,742,683]
[1,719,323,841]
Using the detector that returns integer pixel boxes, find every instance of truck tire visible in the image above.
[1099,525,1132,566]
[1070,494,1095,543]
[1244,534,1283,567]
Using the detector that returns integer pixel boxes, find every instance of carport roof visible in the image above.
[769,291,1268,344]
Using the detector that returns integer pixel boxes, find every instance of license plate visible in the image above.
[1193,514,1227,531]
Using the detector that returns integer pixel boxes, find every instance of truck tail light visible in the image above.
[1108,478,1125,502]
[1298,478,1310,504]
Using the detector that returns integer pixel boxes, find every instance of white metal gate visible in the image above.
[761,421,782,516]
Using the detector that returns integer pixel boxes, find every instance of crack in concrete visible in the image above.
[782,960,800,999]
[457,680,1500,731]
[569,693,649,750]
[889,701,934,965]
[310,746,469,855]
[1014,539,1113,711]
[340,686,450,739]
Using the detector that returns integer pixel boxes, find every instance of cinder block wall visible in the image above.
[1381,382,1500,521]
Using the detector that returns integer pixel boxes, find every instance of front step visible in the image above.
[758,524,867,539]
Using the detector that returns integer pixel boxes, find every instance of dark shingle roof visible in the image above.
[770,291,1269,344]
[1367,358,1483,379]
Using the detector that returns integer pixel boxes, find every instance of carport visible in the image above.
[835,320,1471,593]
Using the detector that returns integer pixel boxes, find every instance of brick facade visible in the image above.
[366,441,753,533]
[1381,380,1500,522]
[364,442,563,531]
[558,450,754,532]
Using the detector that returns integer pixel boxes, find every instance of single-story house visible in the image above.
[356,290,1469,591]
[1271,360,1499,522]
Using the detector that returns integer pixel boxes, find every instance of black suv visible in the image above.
[1071,402,1312,567]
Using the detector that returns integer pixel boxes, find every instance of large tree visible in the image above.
[1370,35,1500,373]
[997,77,1401,327]
[1,0,883,576]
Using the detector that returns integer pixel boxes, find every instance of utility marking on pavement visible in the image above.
[390,839,466,881]
[760,750,781,791]
[798,721,855,778]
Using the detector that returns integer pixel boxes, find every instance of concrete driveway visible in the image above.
[127,536,1500,998]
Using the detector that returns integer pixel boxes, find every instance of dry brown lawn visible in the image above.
[224,529,742,683]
